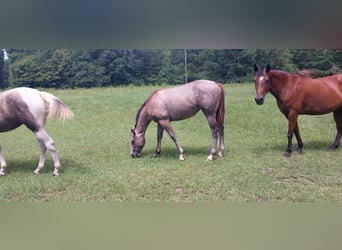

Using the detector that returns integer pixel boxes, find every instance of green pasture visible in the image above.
[0,84,341,201]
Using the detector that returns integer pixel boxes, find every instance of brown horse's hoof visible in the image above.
[296,148,303,155]
[327,145,339,151]
[282,152,291,158]
[151,152,160,158]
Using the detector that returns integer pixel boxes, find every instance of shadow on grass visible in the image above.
[144,145,217,159]
[4,157,88,175]
[260,139,339,155]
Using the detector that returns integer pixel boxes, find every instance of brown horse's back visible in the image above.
[294,74,342,114]
[269,72,342,115]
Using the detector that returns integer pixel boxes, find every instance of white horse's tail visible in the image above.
[39,91,75,121]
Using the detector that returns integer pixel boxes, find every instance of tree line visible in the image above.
[1,49,342,89]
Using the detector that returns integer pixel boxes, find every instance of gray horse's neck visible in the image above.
[135,105,151,135]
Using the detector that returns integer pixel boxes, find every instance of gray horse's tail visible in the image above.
[216,83,225,131]
[39,91,75,121]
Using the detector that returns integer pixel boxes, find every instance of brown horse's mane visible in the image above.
[269,70,289,81]
[270,70,309,84]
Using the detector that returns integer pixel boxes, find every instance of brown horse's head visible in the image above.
[130,127,145,158]
[253,64,271,105]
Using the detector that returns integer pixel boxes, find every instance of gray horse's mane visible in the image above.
[134,91,156,128]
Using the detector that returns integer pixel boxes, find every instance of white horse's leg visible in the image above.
[0,145,7,176]
[33,141,47,175]
[33,129,61,176]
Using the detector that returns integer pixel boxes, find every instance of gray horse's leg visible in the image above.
[218,126,224,158]
[152,123,164,157]
[206,115,219,161]
[33,129,61,176]
[158,119,185,161]
[0,145,7,176]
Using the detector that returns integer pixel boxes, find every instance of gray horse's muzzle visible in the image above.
[130,151,141,158]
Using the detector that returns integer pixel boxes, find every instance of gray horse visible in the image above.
[0,87,74,176]
[130,80,225,161]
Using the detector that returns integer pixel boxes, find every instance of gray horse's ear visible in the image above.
[253,64,258,72]
[266,64,271,73]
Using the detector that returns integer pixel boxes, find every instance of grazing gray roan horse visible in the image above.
[0,87,74,176]
[130,80,225,161]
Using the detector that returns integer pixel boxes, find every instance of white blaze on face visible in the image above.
[259,76,264,82]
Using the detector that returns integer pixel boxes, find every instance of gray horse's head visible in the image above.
[130,127,145,158]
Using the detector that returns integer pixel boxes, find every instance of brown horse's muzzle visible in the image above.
[255,97,264,105]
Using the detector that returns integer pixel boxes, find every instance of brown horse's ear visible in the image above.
[266,64,271,73]
[253,64,259,72]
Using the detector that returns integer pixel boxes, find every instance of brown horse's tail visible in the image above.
[216,83,225,131]
[39,91,75,121]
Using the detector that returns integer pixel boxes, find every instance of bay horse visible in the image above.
[254,64,342,157]
[0,87,74,176]
[130,80,225,161]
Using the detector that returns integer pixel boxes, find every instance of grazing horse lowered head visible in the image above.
[0,87,74,176]
[254,63,342,158]
[130,80,225,161]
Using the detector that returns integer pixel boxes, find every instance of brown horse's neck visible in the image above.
[269,70,292,99]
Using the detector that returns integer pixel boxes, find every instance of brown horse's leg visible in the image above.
[284,132,293,158]
[0,145,7,176]
[330,133,341,150]
[152,123,164,157]
[294,122,304,154]
[158,119,185,161]
[330,108,342,150]
[284,111,298,158]
[33,129,61,176]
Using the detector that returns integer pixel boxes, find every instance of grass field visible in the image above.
[0,84,342,201]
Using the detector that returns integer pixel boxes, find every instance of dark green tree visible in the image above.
[63,49,110,88]
[4,49,342,88]
[0,49,5,89]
